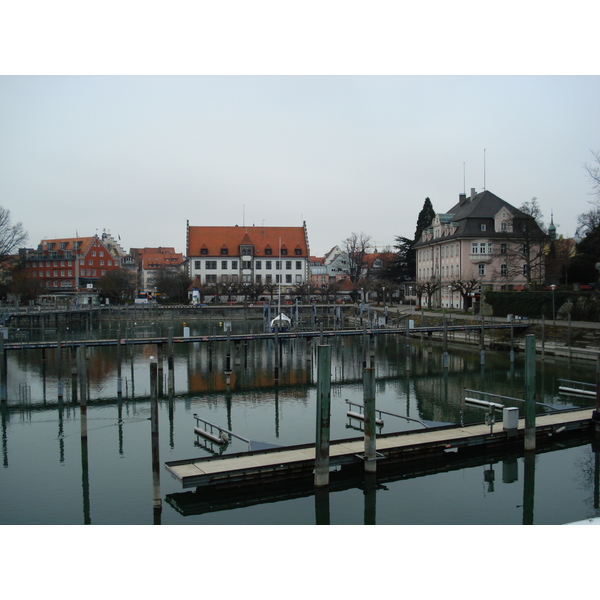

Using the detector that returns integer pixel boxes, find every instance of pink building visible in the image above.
[414,189,546,310]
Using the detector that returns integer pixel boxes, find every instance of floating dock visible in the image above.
[165,408,595,491]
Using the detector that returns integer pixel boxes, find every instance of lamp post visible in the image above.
[550,284,556,323]
[408,286,412,309]
[382,286,386,307]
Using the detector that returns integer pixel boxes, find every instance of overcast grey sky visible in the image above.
[1,7,599,258]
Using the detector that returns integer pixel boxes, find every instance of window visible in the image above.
[201,248,208,255]
[53,270,57,277]
[286,275,292,283]
[295,274,302,283]
[266,261,272,270]
[295,249,302,255]
[92,251,96,257]
[99,252,104,257]
[501,264,508,276]
[281,249,287,255]
[256,274,262,282]
[286,261,292,270]
[92,270,96,276]
[500,243,507,254]
[61,270,65,276]
[296,261,301,270]
[221,248,228,255]
[266,274,272,283]
[100,261,104,266]
[265,248,272,255]
[276,261,282,270]
[276,274,281,283]
[501,222,507,232]
[195,261,201,269]
[231,261,238,269]
[479,243,487,254]
[206,261,217,269]
[107,260,112,266]
[478,263,485,276]
[68,261,72,267]
[101,270,106,276]
[206,275,217,283]
[242,261,252,269]
[88,260,93,265]
[481,224,487,231]
[60,242,67,250]
[221,275,228,283]
[221,261,228,269]
[471,243,478,254]
[68,270,72,276]
[255,261,262,269]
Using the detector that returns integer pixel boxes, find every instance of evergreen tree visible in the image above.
[413,197,435,243]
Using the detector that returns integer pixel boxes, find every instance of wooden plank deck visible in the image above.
[165,408,594,489]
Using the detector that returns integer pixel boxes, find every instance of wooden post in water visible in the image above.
[479,315,485,365]
[150,361,161,515]
[363,362,377,474]
[116,326,122,396]
[157,342,164,397]
[77,346,88,439]
[274,326,280,382]
[524,334,536,451]
[509,315,515,363]
[594,354,600,434]
[443,314,449,369]
[56,330,63,399]
[0,336,6,403]
[225,329,232,386]
[541,315,545,361]
[167,326,174,395]
[405,319,410,371]
[314,344,332,487]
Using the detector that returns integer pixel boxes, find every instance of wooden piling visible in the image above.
[0,336,6,402]
[56,330,63,399]
[314,344,332,487]
[77,346,87,439]
[524,334,536,451]
[150,361,161,513]
[167,326,174,395]
[363,364,377,474]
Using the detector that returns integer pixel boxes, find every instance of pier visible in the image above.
[165,407,594,490]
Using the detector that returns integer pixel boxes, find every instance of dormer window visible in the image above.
[221,248,228,255]
[281,248,288,256]
[295,249,302,255]
[200,248,208,255]
[481,224,487,231]
[265,248,272,255]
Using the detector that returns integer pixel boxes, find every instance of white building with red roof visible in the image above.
[186,222,310,293]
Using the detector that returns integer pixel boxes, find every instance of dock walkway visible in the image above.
[165,408,594,490]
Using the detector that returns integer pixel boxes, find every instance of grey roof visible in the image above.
[414,190,543,247]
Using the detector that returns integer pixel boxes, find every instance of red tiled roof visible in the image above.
[38,236,97,255]
[187,225,308,257]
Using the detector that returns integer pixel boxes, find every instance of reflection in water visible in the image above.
[1,320,599,525]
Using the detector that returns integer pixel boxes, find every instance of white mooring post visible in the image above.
[314,344,332,487]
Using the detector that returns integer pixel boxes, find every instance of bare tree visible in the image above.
[342,232,372,284]
[421,279,440,309]
[0,206,27,266]
[584,150,600,204]
[450,278,482,313]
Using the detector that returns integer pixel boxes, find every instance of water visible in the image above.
[1,324,599,525]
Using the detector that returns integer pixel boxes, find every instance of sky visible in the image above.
[1,4,599,262]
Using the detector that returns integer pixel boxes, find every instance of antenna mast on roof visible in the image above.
[483,149,486,190]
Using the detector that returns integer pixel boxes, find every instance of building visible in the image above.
[20,235,121,290]
[413,188,547,309]
[186,223,310,295]
[310,246,352,287]
[130,247,185,294]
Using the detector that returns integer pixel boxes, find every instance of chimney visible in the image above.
[470,187,476,200]
[459,193,467,206]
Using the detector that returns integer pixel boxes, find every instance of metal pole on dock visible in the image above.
[116,326,122,396]
[225,329,232,385]
[524,334,536,451]
[274,326,280,383]
[150,361,161,516]
[405,319,410,371]
[314,344,332,487]
[363,363,377,474]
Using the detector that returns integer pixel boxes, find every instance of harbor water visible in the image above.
[1,318,599,525]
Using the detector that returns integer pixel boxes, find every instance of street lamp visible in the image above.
[550,284,556,323]
[382,286,386,307]
[408,286,412,308]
